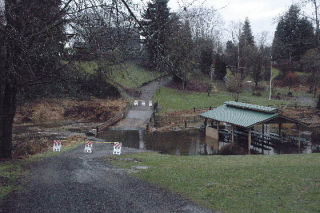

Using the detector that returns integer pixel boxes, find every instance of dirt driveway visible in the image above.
[2,143,211,213]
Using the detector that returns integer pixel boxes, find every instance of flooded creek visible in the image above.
[98,128,317,155]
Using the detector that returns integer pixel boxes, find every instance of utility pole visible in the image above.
[269,58,273,100]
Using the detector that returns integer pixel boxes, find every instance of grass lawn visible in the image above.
[153,87,293,113]
[109,153,320,213]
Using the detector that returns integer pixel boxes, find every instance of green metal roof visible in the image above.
[224,101,278,113]
[200,102,279,128]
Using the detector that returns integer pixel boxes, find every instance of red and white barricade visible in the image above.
[84,141,93,153]
[113,142,122,155]
[53,140,62,152]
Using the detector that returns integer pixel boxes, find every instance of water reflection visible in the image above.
[98,128,314,156]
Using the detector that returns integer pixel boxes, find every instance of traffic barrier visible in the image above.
[141,101,146,106]
[149,100,152,107]
[134,100,138,106]
[84,141,93,153]
[113,142,122,155]
[53,140,62,152]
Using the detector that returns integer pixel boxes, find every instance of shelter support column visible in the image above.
[232,125,235,144]
[248,129,252,155]
[278,123,282,137]
[262,124,265,154]
[217,121,220,142]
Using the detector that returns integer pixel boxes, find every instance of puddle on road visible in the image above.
[98,129,317,155]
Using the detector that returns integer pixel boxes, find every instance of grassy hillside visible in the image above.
[76,61,162,89]
[110,153,320,213]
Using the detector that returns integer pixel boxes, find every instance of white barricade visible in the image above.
[149,100,152,107]
[134,100,138,106]
[113,142,122,155]
[84,141,93,153]
[141,101,146,106]
[53,140,62,152]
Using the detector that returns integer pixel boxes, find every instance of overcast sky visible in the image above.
[165,0,310,44]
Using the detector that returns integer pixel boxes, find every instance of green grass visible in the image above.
[153,87,294,113]
[109,63,162,89]
[75,61,162,89]
[0,161,23,201]
[109,153,320,213]
[272,67,281,79]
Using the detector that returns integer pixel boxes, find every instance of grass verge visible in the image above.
[109,153,320,213]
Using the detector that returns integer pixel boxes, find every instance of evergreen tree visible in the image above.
[167,16,193,89]
[272,5,315,62]
[239,18,254,47]
[199,40,214,74]
[239,18,255,76]
[142,0,170,70]
[214,54,227,80]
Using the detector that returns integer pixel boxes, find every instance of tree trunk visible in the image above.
[0,82,17,159]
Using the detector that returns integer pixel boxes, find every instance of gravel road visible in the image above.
[111,77,170,131]
[2,143,211,213]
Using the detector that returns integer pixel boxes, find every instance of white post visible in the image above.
[269,60,273,100]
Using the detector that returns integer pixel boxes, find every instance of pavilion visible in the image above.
[200,101,307,154]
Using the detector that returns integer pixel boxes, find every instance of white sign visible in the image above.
[84,141,93,153]
[53,140,62,152]
[113,142,122,155]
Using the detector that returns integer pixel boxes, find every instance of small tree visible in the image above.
[284,72,299,91]
[225,72,243,101]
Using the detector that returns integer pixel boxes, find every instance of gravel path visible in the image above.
[2,143,211,213]
[112,77,170,131]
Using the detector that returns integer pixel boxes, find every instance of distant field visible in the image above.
[75,61,162,89]
[110,153,320,213]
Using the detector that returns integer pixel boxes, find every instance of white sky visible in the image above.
[165,0,313,44]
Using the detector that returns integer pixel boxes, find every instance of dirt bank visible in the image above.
[12,98,129,158]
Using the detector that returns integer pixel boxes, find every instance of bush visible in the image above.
[284,72,299,88]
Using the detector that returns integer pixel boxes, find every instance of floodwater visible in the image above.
[98,128,317,156]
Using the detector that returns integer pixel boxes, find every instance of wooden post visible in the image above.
[298,126,301,154]
[232,125,235,144]
[279,123,282,137]
[248,129,252,155]
[217,121,220,142]
[262,124,264,154]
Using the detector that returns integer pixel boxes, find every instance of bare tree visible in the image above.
[224,71,243,101]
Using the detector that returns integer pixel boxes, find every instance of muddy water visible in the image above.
[98,129,316,155]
